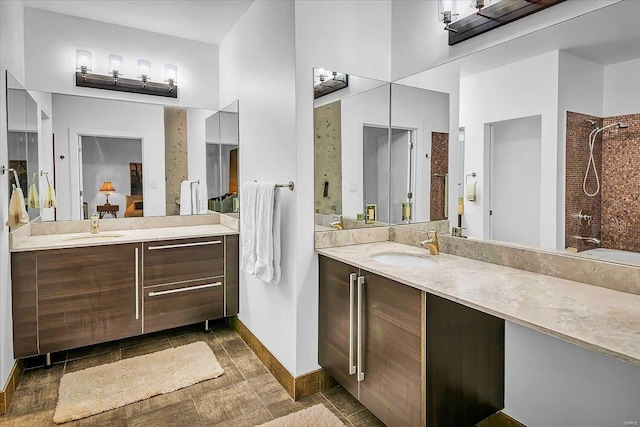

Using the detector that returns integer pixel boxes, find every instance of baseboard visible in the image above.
[0,359,25,416]
[229,316,335,400]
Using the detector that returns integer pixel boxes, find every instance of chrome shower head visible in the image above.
[617,123,629,129]
[584,119,598,127]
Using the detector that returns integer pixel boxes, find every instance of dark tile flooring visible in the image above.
[0,321,384,427]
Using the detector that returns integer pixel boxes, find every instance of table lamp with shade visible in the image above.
[99,181,116,205]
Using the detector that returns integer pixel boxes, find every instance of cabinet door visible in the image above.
[426,293,504,427]
[225,234,239,316]
[318,256,358,398]
[143,237,224,287]
[37,244,142,353]
[358,269,423,427]
[11,251,38,358]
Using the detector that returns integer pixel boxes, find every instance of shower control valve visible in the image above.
[578,210,592,226]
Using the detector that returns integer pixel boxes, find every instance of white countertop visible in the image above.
[318,241,640,367]
[11,224,238,252]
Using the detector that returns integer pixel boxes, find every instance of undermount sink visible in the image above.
[63,233,124,241]
[371,252,438,268]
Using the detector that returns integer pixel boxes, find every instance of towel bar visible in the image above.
[253,180,295,191]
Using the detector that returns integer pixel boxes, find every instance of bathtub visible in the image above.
[580,248,640,264]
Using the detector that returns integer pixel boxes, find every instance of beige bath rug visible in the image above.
[53,341,223,424]
[257,404,346,427]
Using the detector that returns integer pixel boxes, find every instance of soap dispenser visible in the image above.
[90,213,100,234]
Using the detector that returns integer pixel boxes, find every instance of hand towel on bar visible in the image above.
[43,184,57,208]
[180,180,198,215]
[28,182,40,209]
[240,182,281,285]
[6,185,29,227]
[240,182,259,275]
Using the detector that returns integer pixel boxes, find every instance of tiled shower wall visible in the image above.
[430,132,449,221]
[566,111,640,253]
[602,113,640,252]
[565,112,602,251]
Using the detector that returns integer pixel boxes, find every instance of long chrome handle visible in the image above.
[147,240,222,250]
[135,247,139,320]
[348,273,357,375]
[148,282,222,297]
[357,276,365,382]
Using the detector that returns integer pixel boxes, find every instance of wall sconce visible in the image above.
[75,52,178,98]
[76,49,92,78]
[438,0,459,33]
[471,0,493,18]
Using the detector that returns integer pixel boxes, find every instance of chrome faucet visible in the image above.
[420,230,439,255]
[330,215,344,230]
[574,235,601,245]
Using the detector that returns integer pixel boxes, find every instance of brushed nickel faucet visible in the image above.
[420,230,439,255]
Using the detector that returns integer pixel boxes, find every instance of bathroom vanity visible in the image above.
[317,240,640,427]
[10,224,239,358]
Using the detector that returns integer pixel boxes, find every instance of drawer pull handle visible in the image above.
[135,247,139,320]
[147,241,222,250]
[148,282,222,297]
[357,276,365,382]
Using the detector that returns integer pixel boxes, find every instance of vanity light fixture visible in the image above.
[75,53,178,98]
[313,68,349,99]
[438,0,459,33]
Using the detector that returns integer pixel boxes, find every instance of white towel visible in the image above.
[180,181,200,215]
[6,185,29,227]
[240,182,281,285]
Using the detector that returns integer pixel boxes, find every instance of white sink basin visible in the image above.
[64,233,124,241]
[371,252,438,269]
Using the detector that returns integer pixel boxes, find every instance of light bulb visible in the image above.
[76,49,92,73]
[164,64,178,85]
[108,55,123,77]
[137,59,151,80]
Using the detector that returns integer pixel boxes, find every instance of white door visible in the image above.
[489,115,542,247]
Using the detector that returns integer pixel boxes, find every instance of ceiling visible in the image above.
[23,0,255,45]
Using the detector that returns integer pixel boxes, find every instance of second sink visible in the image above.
[371,252,438,269]
[63,233,124,241]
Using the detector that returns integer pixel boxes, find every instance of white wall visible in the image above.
[504,321,640,426]
[24,7,219,110]
[459,52,559,248]
[52,94,166,220]
[81,137,142,218]
[557,51,604,249]
[390,0,621,81]
[0,0,25,389]
[294,0,393,375]
[603,57,640,116]
[219,0,299,374]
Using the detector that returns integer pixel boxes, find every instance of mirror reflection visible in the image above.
[6,72,39,224]
[16,91,240,222]
[394,0,640,267]
[206,100,239,215]
[313,70,390,231]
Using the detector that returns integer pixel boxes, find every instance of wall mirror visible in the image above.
[205,100,239,216]
[26,91,239,222]
[313,69,390,231]
[394,0,640,267]
[6,71,39,222]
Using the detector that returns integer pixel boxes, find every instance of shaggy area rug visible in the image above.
[53,341,223,424]
[257,404,347,427]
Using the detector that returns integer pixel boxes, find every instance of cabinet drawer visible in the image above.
[143,237,224,286]
[144,279,224,333]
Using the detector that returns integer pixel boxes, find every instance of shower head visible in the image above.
[617,123,629,129]
[584,119,598,127]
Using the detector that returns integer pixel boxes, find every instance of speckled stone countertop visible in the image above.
[11,224,238,252]
[318,241,640,367]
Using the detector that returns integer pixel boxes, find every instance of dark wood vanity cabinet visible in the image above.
[37,244,143,354]
[318,255,504,427]
[11,233,239,358]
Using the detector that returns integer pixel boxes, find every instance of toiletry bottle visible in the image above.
[90,213,100,234]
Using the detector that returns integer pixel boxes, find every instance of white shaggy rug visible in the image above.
[53,341,223,424]
[257,404,347,427]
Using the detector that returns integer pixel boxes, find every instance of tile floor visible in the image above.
[0,320,384,427]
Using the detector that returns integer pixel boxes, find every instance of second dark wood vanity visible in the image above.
[11,233,239,358]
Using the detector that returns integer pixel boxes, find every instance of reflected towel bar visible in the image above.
[254,180,295,191]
